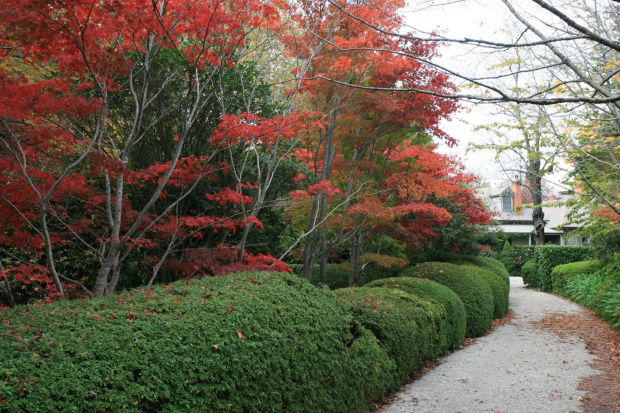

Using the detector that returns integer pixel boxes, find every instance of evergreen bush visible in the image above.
[366,277,467,352]
[401,262,494,338]
[551,260,601,295]
[463,266,509,319]
[0,272,392,413]
[335,287,444,388]
[532,246,593,291]
[521,259,536,285]
[499,240,517,275]
[445,254,509,287]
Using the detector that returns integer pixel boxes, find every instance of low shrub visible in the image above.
[463,266,509,319]
[445,255,509,287]
[599,284,620,330]
[0,272,392,413]
[335,287,444,389]
[532,246,593,291]
[521,259,536,285]
[366,277,467,352]
[401,262,494,338]
[551,260,601,295]
[565,273,606,308]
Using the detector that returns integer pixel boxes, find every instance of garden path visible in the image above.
[378,277,604,413]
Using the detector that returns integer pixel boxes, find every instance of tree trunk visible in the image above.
[0,260,15,308]
[528,162,545,245]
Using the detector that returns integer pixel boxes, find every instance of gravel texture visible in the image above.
[379,277,598,413]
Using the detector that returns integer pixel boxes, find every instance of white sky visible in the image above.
[403,0,569,189]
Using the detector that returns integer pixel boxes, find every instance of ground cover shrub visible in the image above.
[521,259,536,285]
[565,273,606,308]
[551,260,601,296]
[335,287,444,389]
[499,241,517,275]
[366,277,467,352]
[462,266,509,319]
[0,272,392,413]
[563,263,620,330]
[531,246,593,291]
[401,262,494,338]
[599,284,620,330]
[445,254,509,287]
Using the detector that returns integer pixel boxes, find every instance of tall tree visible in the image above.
[472,103,562,244]
[283,0,459,283]
[0,0,298,300]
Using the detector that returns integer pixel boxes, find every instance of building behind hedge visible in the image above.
[480,179,588,247]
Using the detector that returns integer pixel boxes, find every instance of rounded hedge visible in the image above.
[446,254,510,287]
[366,277,466,352]
[551,260,601,295]
[521,259,536,285]
[0,272,391,413]
[334,287,444,389]
[402,262,494,338]
[463,266,509,319]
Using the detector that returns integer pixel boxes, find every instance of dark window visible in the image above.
[502,195,512,210]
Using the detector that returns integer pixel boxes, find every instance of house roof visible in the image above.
[481,185,582,235]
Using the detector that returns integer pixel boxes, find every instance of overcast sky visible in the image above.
[401,1,569,190]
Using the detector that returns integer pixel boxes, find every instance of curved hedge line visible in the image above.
[0,272,391,413]
[521,259,536,285]
[445,254,510,287]
[335,287,444,389]
[464,266,509,319]
[552,260,601,295]
[402,262,494,338]
[366,277,466,352]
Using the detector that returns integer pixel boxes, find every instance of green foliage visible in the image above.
[565,273,606,308]
[513,246,536,264]
[308,263,354,289]
[499,240,517,275]
[563,262,620,330]
[463,266,509,319]
[0,272,391,412]
[335,287,444,389]
[599,284,620,330]
[401,262,494,338]
[444,254,510,287]
[365,277,467,352]
[551,260,601,295]
[521,259,536,285]
[531,246,594,291]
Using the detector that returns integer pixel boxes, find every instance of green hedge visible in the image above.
[401,262,494,338]
[463,266,509,319]
[513,246,536,263]
[521,259,536,285]
[0,272,392,413]
[366,277,466,352]
[335,287,444,389]
[531,246,594,291]
[551,260,601,295]
[288,263,399,289]
[445,255,509,287]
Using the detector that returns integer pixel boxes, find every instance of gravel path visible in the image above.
[379,277,598,413]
